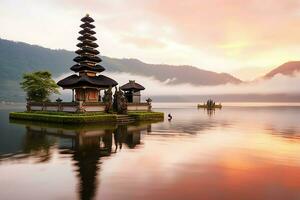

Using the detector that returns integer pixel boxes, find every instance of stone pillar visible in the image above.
[26,99,31,112]
[148,103,152,111]
[83,88,87,102]
[98,89,101,102]
[77,101,85,112]
[146,98,152,111]
[58,102,62,112]
[72,89,75,102]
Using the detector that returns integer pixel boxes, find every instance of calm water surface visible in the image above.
[1,103,300,200]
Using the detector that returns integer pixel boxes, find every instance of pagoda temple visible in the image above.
[57,14,117,102]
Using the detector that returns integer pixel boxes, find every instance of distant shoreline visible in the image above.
[150,93,300,103]
[2,102,300,111]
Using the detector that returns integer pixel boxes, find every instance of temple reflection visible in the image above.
[71,131,113,200]
[4,120,157,200]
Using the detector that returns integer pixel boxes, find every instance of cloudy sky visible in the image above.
[1,0,300,80]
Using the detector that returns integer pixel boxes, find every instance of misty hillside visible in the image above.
[264,61,300,78]
[103,58,241,85]
[0,38,241,101]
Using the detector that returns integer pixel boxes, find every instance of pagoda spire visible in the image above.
[71,14,105,73]
[57,14,118,102]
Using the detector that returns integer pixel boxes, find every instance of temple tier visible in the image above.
[57,14,117,102]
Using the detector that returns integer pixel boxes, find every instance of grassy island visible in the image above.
[9,111,164,124]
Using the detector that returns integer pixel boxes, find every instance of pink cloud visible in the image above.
[120,34,166,48]
[144,0,300,47]
[50,0,300,53]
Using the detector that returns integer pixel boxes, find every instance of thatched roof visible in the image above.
[70,64,105,73]
[79,29,96,35]
[57,74,118,89]
[57,14,118,89]
[75,47,99,56]
[120,80,145,92]
[77,35,97,42]
[81,15,94,23]
[73,55,102,63]
[80,23,95,29]
[76,41,99,48]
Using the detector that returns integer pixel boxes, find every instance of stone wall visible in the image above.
[27,102,151,112]
[127,103,151,111]
[27,102,106,113]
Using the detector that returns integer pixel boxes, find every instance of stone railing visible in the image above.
[27,102,79,112]
[27,101,151,113]
[27,101,106,113]
[82,102,106,112]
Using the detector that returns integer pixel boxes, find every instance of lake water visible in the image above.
[1,103,300,200]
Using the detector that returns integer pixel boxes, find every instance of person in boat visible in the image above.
[206,99,216,109]
[168,113,173,121]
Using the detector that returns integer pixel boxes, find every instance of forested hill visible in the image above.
[264,61,300,79]
[0,38,241,101]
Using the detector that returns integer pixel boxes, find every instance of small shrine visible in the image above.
[120,80,145,103]
[57,14,117,102]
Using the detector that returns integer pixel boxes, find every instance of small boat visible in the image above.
[197,104,222,109]
[197,99,222,109]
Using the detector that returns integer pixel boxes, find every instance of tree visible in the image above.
[20,71,60,102]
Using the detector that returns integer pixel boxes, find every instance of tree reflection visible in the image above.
[22,126,56,163]
[0,126,56,163]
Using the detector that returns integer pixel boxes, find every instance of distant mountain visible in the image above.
[0,38,241,101]
[105,58,241,85]
[264,61,300,79]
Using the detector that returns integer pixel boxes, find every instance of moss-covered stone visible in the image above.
[9,111,164,124]
[9,112,117,124]
[128,111,164,121]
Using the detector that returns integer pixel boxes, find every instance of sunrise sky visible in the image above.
[1,0,300,80]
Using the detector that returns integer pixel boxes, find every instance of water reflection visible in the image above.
[1,105,300,200]
[2,119,158,200]
[23,127,56,163]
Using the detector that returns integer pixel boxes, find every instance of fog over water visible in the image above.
[55,72,300,101]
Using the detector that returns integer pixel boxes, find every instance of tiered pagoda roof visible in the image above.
[58,14,117,89]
